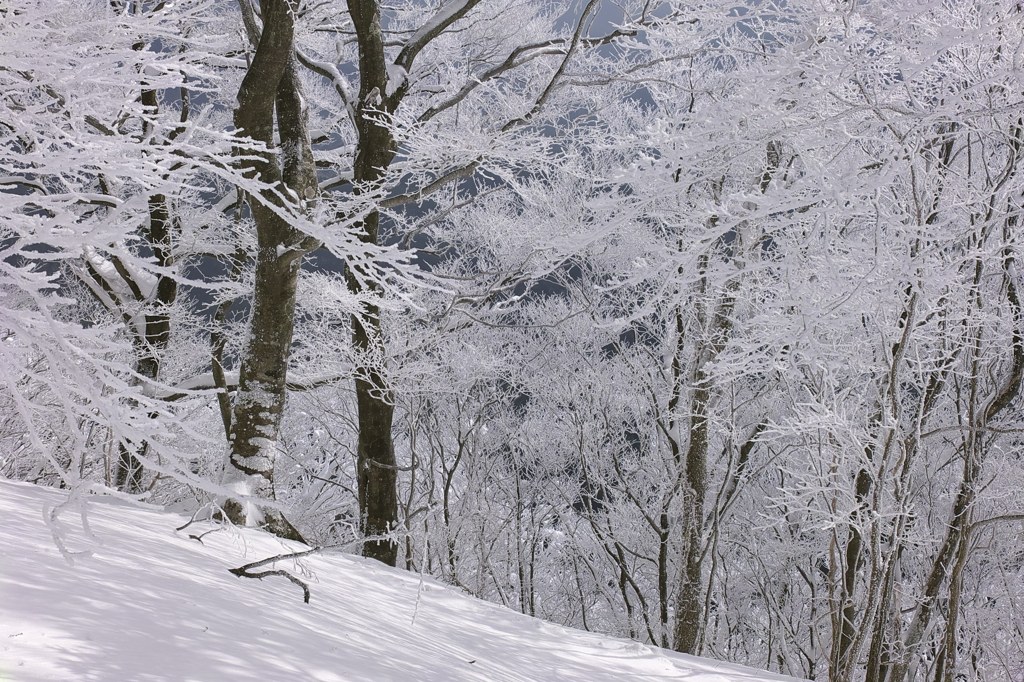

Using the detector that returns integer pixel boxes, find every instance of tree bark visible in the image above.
[113,74,180,492]
[225,0,318,542]
[672,377,709,654]
[113,192,178,493]
[672,239,735,655]
[345,0,401,565]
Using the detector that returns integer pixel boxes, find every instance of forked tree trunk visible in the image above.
[224,0,317,542]
[672,220,736,655]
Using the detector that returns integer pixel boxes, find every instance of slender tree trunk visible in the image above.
[891,223,1023,682]
[832,463,873,680]
[114,75,179,492]
[673,378,709,653]
[672,248,734,654]
[657,510,671,648]
[345,0,400,565]
[113,196,176,493]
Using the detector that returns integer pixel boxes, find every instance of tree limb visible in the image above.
[228,547,323,604]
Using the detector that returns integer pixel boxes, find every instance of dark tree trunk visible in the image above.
[891,223,1023,682]
[342,0,482,564]
[345,0,400,565]
[672,379,709,654]
[113,76,179,492]
[351,309,399,564]
[225,0,317,542]
[832,463,873,680]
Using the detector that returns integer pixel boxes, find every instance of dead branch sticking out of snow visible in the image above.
[228,548,322,604]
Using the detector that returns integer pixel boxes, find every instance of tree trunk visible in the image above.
[891,230,1023,682]
[114,75,179,492]
[672,378,709,654]
[345,0,400,565]
[351,314,399,564]
[225,0,317,542]
[672,250,734,654]
[832,463,873,680]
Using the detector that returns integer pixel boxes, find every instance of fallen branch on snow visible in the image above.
[228,547,322,604]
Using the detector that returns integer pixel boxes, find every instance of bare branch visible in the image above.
[380,160,479,209]
[393,0,485,79]
[417,26,640,124]
[228,547,324,603]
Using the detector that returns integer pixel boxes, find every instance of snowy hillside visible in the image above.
[0,480,800,682]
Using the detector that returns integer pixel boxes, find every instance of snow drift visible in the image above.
[0,480,800,681]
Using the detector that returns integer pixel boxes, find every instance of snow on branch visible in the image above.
[394,0,482,76]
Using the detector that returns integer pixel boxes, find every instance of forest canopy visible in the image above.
[1,1,1022,680]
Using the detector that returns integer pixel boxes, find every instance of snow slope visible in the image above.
[0,480,801,682]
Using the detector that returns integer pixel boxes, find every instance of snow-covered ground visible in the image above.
[0,480,801,681]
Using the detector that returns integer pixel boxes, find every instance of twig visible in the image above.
[189,528,223,544]
[175,503,212,532]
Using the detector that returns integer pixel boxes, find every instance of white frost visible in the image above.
[405,0,473,49]
[386,63,408,97]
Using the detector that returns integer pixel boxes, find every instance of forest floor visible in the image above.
[0,479,801,681]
